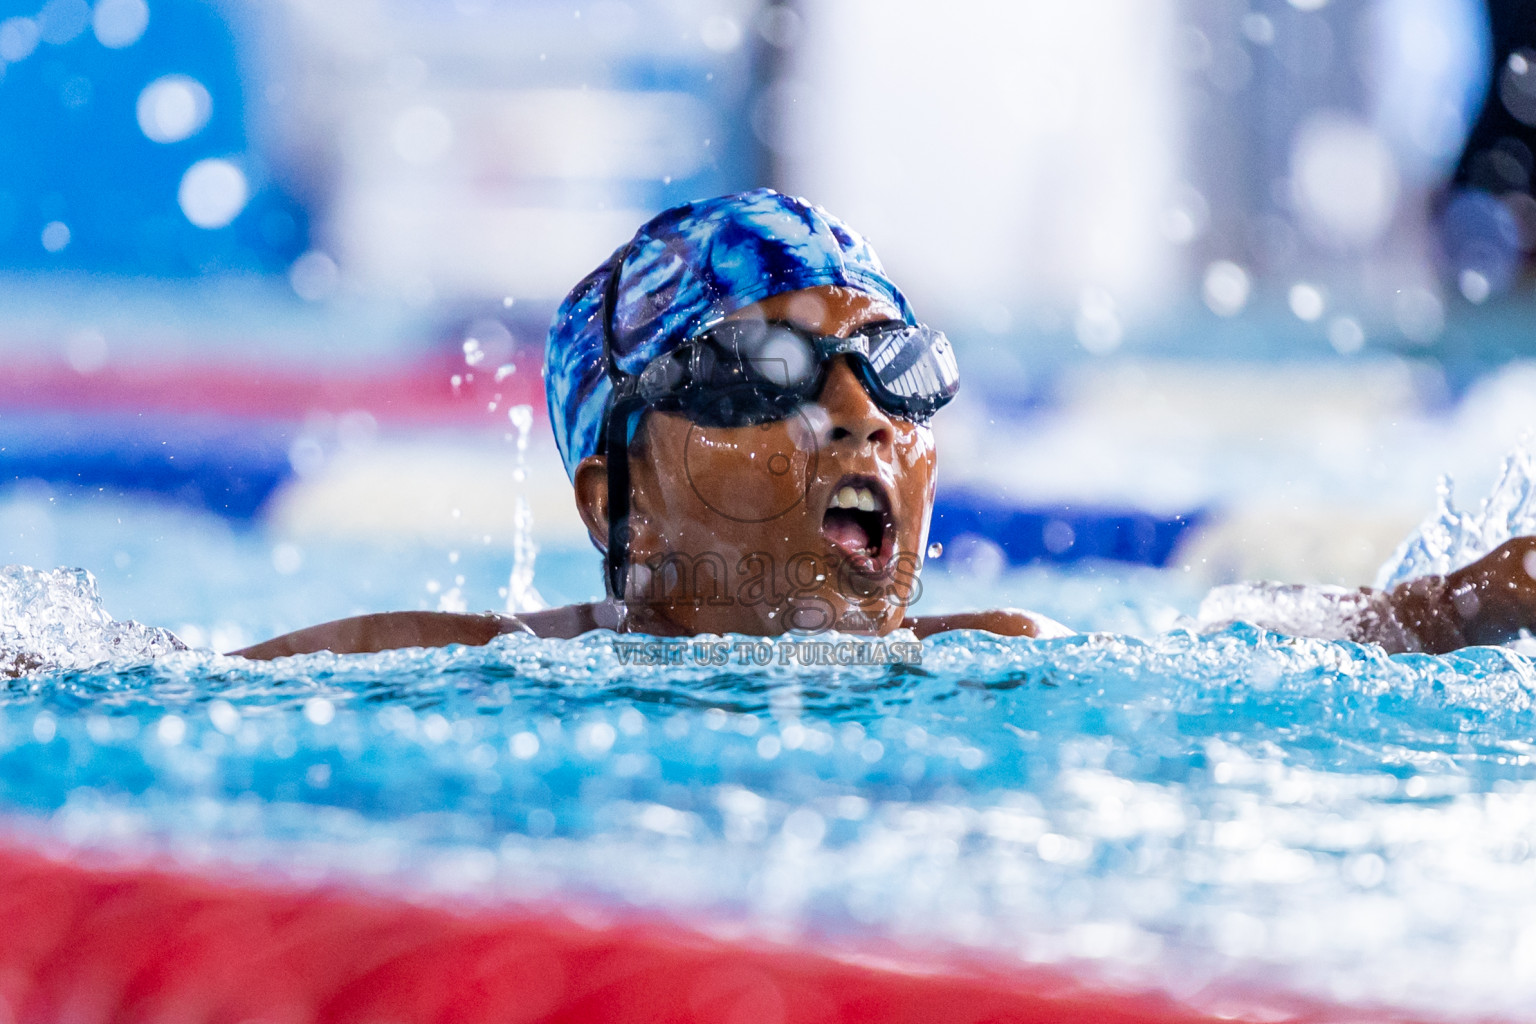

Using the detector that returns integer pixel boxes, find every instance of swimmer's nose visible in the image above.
[818,357,894,450]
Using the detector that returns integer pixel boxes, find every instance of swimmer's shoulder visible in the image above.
[507,602,619,639]
[904,608,1073,640]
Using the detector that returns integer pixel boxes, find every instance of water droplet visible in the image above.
[927,542,943,559]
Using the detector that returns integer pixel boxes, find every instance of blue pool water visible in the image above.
[5,460,1536,1019]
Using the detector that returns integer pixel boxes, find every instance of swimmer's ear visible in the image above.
[573,454,610,553]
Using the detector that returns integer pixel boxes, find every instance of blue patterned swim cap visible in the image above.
[544,188,916,481]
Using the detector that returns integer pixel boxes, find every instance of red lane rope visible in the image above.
[0,357,547,425]
[0,840,1399,1024]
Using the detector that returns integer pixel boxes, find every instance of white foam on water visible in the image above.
[1377,444,1536,590]
[1195,580,1395,646]
[0,564,186,678]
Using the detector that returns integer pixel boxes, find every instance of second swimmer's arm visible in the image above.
[1198,537,1536,655]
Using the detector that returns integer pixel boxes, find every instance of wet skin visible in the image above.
[236,286,1065,658]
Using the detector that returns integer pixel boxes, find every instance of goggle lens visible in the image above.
[856,323,959,415]
[640,319,957,427]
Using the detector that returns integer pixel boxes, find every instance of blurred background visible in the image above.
[1,0,1534,645]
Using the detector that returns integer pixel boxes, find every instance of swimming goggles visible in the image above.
[621,317,960,429]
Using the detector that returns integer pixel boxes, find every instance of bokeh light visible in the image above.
[0,17,40,61]
[1291,114,1400,248]
[91,0,147,48]
[1203,260,1251,317]
[136,74,211,143]
[177,157,248,229]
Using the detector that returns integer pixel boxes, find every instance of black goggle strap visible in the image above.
[600,240,637,601]
[603,392,646,600]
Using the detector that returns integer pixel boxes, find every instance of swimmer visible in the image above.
[236,189,1536,658]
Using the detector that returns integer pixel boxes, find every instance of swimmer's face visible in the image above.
[579,284,938,636]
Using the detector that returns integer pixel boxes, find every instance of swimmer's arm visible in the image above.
[905,608,1074,640]
[230,611,528,659]
[1199,538,1536,654]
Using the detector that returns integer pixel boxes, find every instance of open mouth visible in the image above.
[820,475,894,572]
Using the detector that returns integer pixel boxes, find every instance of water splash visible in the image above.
[1195,580,1389,646]
[0,565,185,679]
[1376,444,1536,589]
[506,403,545,614]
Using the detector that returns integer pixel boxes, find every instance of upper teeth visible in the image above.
[832,485,882,513]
